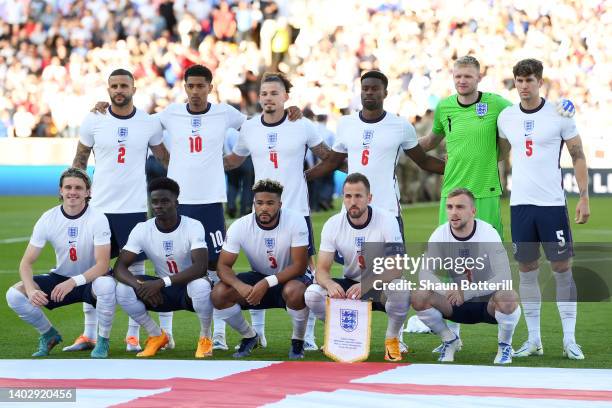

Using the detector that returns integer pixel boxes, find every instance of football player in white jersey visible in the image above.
[224,72,329,351]
[411,188,521,364]
[70,69,173,353]
[114,177,213,358]
[306,70,445,227]
[497,59,590,360]
[6,168,116,358]
[304,173,410,361]
[212,179,312,359]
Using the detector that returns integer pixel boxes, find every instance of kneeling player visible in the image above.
[304,173,410,361]
[114,177,213,358]
[411,188,521,364]
[5,168,116,358]
[212,179,311,359]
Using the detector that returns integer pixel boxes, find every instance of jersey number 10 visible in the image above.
[189,136,203,153]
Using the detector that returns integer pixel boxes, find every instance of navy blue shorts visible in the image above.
[105,212,147,260]
[33,273,96,310]
[236,271,312,310]
[135,275,196,313]
[179,203,225,263]
[448,294,496,324]
[333,277,386,312]
[304,216,316,256]
[510,205,574,263]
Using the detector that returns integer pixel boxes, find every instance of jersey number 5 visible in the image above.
[117,146,126,163]
[525,140,533,157]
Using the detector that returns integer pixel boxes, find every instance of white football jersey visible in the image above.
[233,115,322,215]
[158,103,246,204]
[29,205,111,278]
[320,206,403,281]
[423,219,512,300]
[223,209,309,276]
[333,112,418,216]
[79,109,163,213]
[123,216,207,278]
[498,99,578,206]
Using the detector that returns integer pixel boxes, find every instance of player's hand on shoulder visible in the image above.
[345,283,361,300]
[287,106,302,121]
[91,101,110,114]
[246,280,268,305]
[556,99,575,118]
[50,278,76,302]
[27,288,48,307]
[575,197,590,224]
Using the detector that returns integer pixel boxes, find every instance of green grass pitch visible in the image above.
[1,196,610,368]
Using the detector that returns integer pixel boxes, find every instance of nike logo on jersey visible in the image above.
[191,129,198,134]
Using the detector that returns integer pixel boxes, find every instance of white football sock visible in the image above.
[417,307,455,342]
[82,302,97,339]
[304,284,326,321]
[250,309,266,337]
[116,283,161,337]
[287,306,309,340]
[158,312,173,337]
[187,279,213,338]
[208,270,226,339]
[384,290,410,339]
[6,287,52,334]
[305,312,317,342]
[553,269,577,345]
[520,268,541,344]
[92,276,116,339]
[495,306,521,345]
[447,320,461,337]
[126,261,146,340]
[215,304,255,338]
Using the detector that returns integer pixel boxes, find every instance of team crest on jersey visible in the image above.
[117,127,128,142]
[67,227,78,239]
[163,240,173,255]
[191,117,202,128]
[355,236,365,250]
[267,133,278,148]
[476,103,488,117]
[264,238,276,250]
[340,308,358,332]
[524,120,535,133]
[362,130,374,146]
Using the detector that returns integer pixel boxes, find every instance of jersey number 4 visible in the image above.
[269,151,278,168]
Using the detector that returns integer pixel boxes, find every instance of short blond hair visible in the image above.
[454,56,480,71]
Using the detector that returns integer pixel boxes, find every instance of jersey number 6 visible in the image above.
[361,149,369,166]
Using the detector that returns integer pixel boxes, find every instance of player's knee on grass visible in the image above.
[92,276,116,299]
[410,290,433,311]
[187,278,212,300]
[304,284,326,320]
[282,280,307,309]
[550,259,571,273]
[491,290,519,315]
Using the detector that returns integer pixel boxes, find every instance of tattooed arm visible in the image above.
[309,142,331,161]
[566,135,590,224]
[72,142,92,170]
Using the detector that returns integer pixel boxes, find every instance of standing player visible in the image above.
[114,177,213,358]
[70,69,173,353]
[306,70,445,233]
[304,173,410,361]
[497,59,589,360]
[5,168,116,358]
[212,179,312,359]
[412,188,521,364]
[224,72,329,350]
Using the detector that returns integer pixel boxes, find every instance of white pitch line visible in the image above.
[0,236,29,244]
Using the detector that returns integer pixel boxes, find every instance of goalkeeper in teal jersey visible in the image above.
[420,56,575,239]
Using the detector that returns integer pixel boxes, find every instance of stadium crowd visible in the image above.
[0,0,609,203]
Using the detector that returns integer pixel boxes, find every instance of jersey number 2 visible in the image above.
[117,146,126,163]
